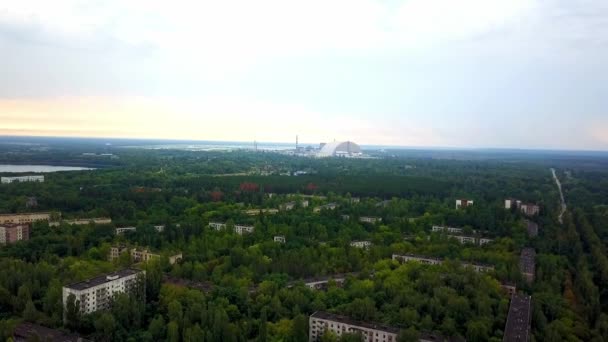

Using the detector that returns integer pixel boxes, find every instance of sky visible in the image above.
[0,0,607,150]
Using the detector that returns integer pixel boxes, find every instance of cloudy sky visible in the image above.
[1,0,607,149]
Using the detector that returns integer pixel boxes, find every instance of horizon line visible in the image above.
[0,134,607,154]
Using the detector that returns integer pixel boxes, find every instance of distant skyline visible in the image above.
[1,1,607,150]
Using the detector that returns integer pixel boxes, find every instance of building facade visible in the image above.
[209,222,227,231]
[0,212,53,225]
[1,175,44,184]
[0,223,29,245]
[274,235,286,243]
[455,199,474,209]
[350,241,372,249]
[432,225,464,234]
[309,311,399,342]
[234,225,255,235]
[393,254,494,273]
[359,217,382,224]
[115,227,136,235]
[62,269,144,318]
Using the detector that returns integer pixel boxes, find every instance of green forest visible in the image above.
[1,143,607,342]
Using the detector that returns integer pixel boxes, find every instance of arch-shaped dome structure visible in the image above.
[318,141,362,157]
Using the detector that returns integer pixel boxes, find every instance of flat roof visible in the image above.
[311,311,400,334]
[519,248,536,274]
[0,212,52,217]
[503,294,532,342]
[64,268,142,291]
[13,322,90,342]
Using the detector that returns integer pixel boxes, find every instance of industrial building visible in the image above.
[317,141,362,158]
[0,223,29,245]
[62,269,144,318]
[309,311,399,342]
[1,175,44,184]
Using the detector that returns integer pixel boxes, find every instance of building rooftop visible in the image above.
[503,294,532,342]
[64,268,142,291]
[13,322,90,342]
[519,248,536,274]
[311,311,400,334]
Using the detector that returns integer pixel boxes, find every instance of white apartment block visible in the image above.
[154,225,165,232]
[350,240,372,249]
[53,218,112,226]
[115,227,136,235]
[392,254,494,273]
[432,225,463,234]
[1,175,44,184]
[0,212,53,225]
[392,254,442,266]
[455,199,474,209]
[309,311,399,342]
[274,235,286,243]
[234,225,255,235]
[447,235,494,246]
[209,222,227,231]
[62,269,144,318]
[359,217,382,224]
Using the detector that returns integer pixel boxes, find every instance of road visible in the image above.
[551,168,567,224]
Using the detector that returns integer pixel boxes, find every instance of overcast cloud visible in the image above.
[0,0,607,149]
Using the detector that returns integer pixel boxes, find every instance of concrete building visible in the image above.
[505,199,540,216]
[115,226,136,235]
[154,225,165,232]
[62,269,144,318]
[234,224,254,235]
[432,225,464,234]
[274,235,286,243]
[1,175,44,184]
[520,248,536,283]
[110,246,182,265]
[392,254,494,273]
[309,311,399,342]
[359,217,382,224]
[109,245,129,261]
[13,322,90,342]
[503,294,532,342]
[25,197,38,208]
[313,203,338,213]
[243,208,279,215]
[209,222,227,231]
[501,282,517,297]
[392,254,442,266]
[317,141,363,158]
[51,217,112,227]
[455,199,474,209]
[448,234,493,246]
[350,240,372,249]
[524,220,538,238]
[0,223,29,245]
[0,212,53,225]
[280,202,297,211]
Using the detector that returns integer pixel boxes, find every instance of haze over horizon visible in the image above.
[1,0,607,150]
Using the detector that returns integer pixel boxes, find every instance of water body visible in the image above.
[0,165,94,173]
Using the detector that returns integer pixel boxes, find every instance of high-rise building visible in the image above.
[519,248,536,283]
[62,269,144,319]
[503,294,532,342]
[1,175,44,184]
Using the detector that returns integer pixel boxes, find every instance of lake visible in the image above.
[0,165,94,173]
